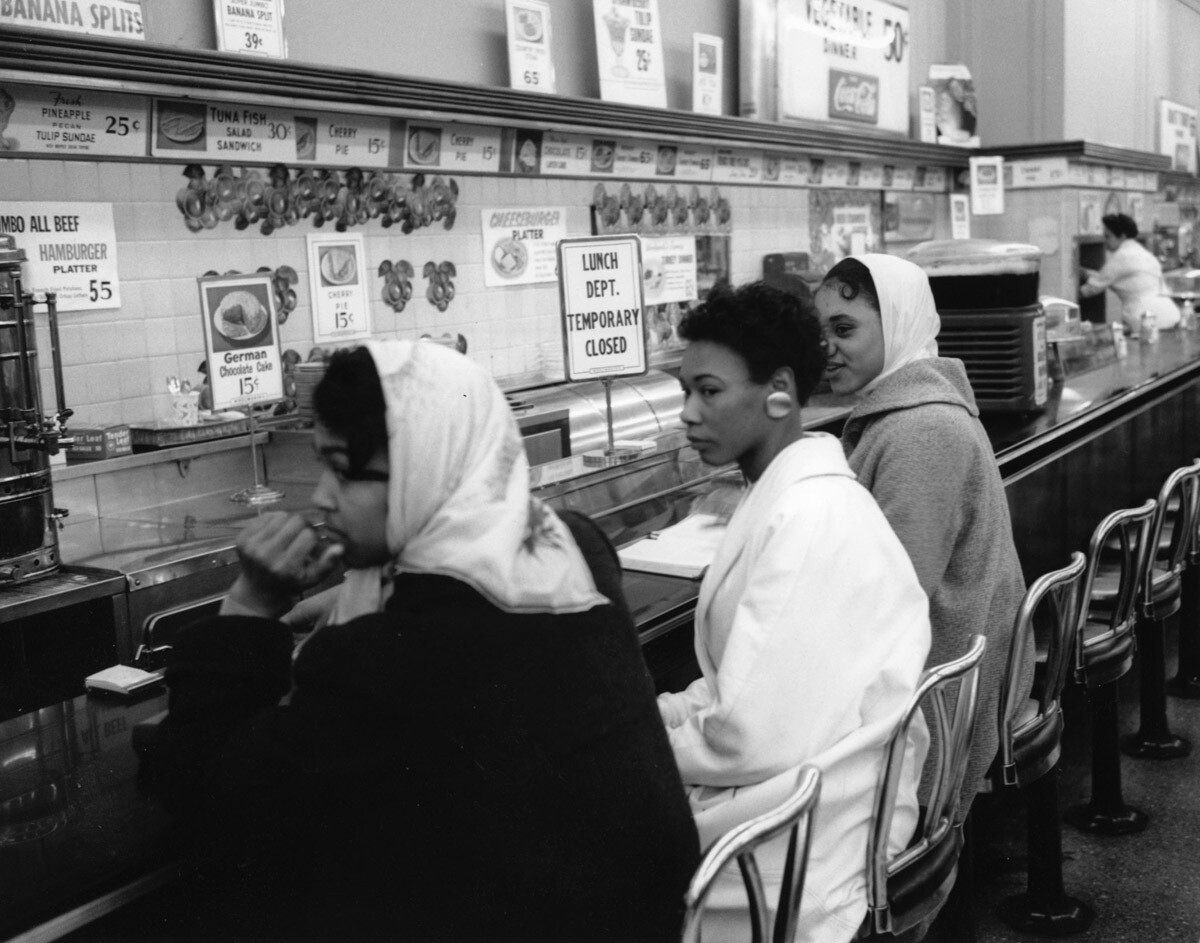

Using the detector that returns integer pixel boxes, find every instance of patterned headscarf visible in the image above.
[855,253,941,394]
[328,339,607,623]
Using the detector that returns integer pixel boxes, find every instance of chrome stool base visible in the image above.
[1122,731,1192,759]
[1064,801,1148,835]
[997,893,1095,937]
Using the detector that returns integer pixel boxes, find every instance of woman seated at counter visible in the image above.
[815,254,1028,824]
[1080,212,1180,336]
[142,339,700,941]
[658,281,931,942]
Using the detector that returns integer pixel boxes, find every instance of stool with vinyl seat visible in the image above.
[1063,499,1156,835]
[1165,460,1200,698]
[992,552,1094,936]
[681,765,821,943]
[858,635,987,941]
[1120,461,1200,757]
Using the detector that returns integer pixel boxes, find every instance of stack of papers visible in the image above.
[85,664,164,696]
[617,513,728,580]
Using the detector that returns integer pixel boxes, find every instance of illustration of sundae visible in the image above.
[604,8,631,78]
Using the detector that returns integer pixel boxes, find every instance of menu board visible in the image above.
[0,0,144,39]
[0,201,120,311]
[482,206,568,288]
[214,0,286,58]
[306,233,372,344]
[592,0,667,109]
[557,235,647,380]
[199,272,283,408]
[394,120,502,173]
[0,82,149,157]
[152,98,391,166]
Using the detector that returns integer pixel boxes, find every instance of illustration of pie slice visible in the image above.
[320,246,358,286]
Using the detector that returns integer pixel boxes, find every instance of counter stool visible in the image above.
[858,635,987,941]
[992,552,1094,936]
[1120,461,1200,757]
[681,765,821,943]
[1063,500,1156,836]
[1166,463,1200,698]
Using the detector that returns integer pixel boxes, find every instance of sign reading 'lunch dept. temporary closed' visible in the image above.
[557,235,647,381]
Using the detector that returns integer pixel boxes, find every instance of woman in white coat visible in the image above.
[659,281,932,942]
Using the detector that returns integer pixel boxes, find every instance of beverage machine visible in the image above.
[0,233,73,582]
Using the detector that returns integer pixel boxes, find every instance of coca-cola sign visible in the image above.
[828,69,879,125]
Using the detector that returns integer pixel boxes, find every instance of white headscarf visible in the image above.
[854,253,941,395]
[327,339,607,623]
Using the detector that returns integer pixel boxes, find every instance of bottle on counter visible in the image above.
[1111,321,1128,358]
[1182,297,1197,332]
[1139,310,1157,345]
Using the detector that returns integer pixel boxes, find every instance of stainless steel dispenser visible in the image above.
[0,234,73,582]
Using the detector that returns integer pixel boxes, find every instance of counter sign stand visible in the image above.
[198,271,285,505]
[557,234,648,467]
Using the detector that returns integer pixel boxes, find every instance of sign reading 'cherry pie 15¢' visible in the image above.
[774,0,910,135]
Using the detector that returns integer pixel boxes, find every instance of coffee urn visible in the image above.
[0,234,73,582]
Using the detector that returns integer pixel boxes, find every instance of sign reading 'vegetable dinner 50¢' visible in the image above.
[773,0,911,134]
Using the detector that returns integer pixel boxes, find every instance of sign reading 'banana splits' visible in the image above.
[0,0,144,39]
[773,0,910,134]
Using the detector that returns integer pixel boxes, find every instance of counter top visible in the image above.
[0,689,188,943]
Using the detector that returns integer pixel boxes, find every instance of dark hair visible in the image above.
[678,280,826,404]
[1102,213,1138,240]
[818,257,881,312]
[313,346,387,474]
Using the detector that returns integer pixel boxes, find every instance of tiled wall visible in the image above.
[1,156,810,427]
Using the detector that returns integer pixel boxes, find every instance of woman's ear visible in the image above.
[764,368,796,419]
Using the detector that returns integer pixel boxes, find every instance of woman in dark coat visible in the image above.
[143,339,699,941]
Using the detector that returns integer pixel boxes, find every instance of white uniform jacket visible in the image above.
[658,433,931,943]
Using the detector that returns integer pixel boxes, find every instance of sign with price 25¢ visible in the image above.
[199,272,284,410]
[214,0,286,59]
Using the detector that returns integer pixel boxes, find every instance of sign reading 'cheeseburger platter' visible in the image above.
[557,235,647,381]
[775,0,910,135]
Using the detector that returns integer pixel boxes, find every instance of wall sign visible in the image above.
[557,235,647,380]
[152,98,391,167]
[1158,98,1198,174]
[306,233,372,344]
[692,33,723,116]
[505,0,555,94]
[0,0,143,39]
[774,0,910,134]
[969,155,1004,215]
[0,201,119,311]
[592,0,667,109]
[482,206,567,288]
[395,120,502,173]
[0,82,149,157]
[214,0,286,58]
[199,272,283,409]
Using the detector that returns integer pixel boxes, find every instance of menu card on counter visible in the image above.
[557,234,648,381]
[152,98,392,167]
[199,272,284,409]
[306,233,372,344]
[0,82,149,157]
[505,0,556,94]
[617,511,727,579]
[0,201,120,311]
[214,0,286,58]
[592,0,667,109]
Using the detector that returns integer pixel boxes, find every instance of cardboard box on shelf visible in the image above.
[67,424,133,463]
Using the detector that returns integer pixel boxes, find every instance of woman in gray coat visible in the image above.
[815,253,1031,823]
